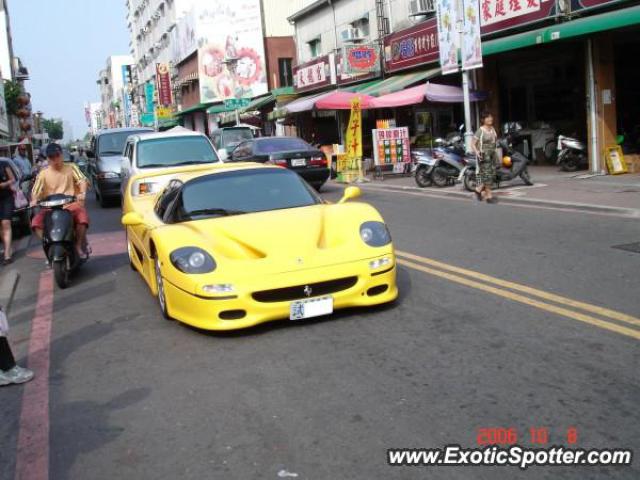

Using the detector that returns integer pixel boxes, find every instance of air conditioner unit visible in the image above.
[341,27,365,43]
[409,0,436,16]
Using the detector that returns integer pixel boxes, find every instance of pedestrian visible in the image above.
[12,144,31,179]
[0,158,16,264]
[472,111,498,204]
[0,308,34,386]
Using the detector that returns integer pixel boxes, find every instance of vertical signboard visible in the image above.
[121,65,132,127]
[435,0,459,74]
[0,81,8,135]
[462,0,483,70]
[145,82,155,115]
[156,63,173,106]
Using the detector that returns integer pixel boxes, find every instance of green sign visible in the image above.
[224,98,250,109]
[140,113,155,126]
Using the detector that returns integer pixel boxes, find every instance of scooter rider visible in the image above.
[30,143,91,259]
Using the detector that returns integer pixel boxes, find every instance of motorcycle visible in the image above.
[556,135,588,172]
[38,194,85,289]
[414,133,473,188]
[461,123,533,191]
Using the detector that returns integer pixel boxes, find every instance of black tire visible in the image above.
[431,166,449,188]
[414,165,432,188]
[463,171,477,192]
[544,140,557,163]
[53,259,70,289]
[560,154,579,172]
[520,168,534,186]
[154,257,171,320]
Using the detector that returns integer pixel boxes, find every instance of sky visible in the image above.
[9,0,130,140]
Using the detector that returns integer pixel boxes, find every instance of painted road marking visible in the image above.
[14,271,53,480]
[397,257,640,341]
[396,250,640,328]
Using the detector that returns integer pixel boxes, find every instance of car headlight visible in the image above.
[170,247,216,274]
[360,221,392,247]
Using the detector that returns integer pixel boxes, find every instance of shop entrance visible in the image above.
[614,29,640,154]
[495,42,586,163]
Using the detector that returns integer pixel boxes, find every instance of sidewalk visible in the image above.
[349,165,640,217]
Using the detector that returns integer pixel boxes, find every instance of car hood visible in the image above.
[98,154,126,174]
[154,202,391,281]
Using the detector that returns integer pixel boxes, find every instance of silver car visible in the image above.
[120,128,221,198]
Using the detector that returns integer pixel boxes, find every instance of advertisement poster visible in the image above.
[156,63,173,107]
[372,127,411,167]
[345,97,363,160]
[462,0,483,70]
[197,0,268,103]
[435,0,459,75]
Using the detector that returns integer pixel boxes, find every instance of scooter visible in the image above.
[38,194,84,289]
[414,136,473,188]
[556,135,588,172]
[461,124,533,191]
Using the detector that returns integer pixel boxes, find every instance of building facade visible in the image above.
[96,55,134,129]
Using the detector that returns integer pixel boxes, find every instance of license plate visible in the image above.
[291,158,306,167]
[290,296,333,320]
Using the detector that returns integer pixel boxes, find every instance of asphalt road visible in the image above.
[1,182,639,480]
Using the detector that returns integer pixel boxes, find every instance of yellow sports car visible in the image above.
[121,163,397,330]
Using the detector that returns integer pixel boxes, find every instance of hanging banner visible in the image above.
[345,97,362,160]
[145,82,155,115]
[435,0,459,75]
[156,63,173,107]
[462,0,483,70]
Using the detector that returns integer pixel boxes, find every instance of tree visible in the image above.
[4,80,22,116]
[42,118,64,140]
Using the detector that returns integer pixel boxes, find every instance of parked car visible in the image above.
[210,126,257,160]
[87,127,154,207]
[120,128,221,198]
[229,136,330,190]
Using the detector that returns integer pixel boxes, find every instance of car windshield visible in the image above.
[222,129,253,147]
[98,131,142,155]
[175,168,320,221]
[137,136,219,168]
[255,138,311,154]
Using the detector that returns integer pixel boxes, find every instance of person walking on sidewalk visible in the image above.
[0,309,33,386]
[12,144,31,179]
[472,112,498,204]
[0,159,16,264]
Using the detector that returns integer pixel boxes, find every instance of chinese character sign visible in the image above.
[372,127,411,166]
[145,82,155,115]
[462,0,483,70]
[156,63,173,107]
[345,97,362,160]
[480,0,541,26]
[435,0,459,75]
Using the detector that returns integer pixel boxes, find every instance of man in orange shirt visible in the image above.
[30,143,90,258]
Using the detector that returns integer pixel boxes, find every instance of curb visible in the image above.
[0,269,20,315]
[358,183,640,217]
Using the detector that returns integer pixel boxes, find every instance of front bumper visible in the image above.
[162,255,398,330]
[96,177,121,198]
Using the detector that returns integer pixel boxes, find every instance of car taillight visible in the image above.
[267,158,287,167]
[310,156,327,166]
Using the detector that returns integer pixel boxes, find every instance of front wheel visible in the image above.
[463,171,477,192]
[431,166,449,187]
[53,259,70,289]
[520,168,534,186]
[414,165,432,188]
[560,154,579,172]
[154,257,172,320]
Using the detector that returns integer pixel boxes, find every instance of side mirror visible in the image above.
[121,212,144,227]
[218,148,228,161]
[338,186,361,204]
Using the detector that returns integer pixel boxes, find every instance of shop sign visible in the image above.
[372,127,411,167]
[383,19,440,73]
[436,0,459,74]
[462,0,483,70]
[224,98,250,109]
[293,55,336,93]
[140,113,155,126]
[156,63,173,107]
[156,106,174,120]
[480,0,557,35]
[145,82,155,114]
[343,44,379,74]
[570,0,625,12]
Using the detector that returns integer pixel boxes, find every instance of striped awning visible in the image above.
[357,68,441,96]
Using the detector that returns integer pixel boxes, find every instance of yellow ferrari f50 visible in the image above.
[122,163,397,330]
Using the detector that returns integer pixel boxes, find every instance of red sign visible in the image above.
[293,55,335,93]
[384,19,440,73]
[346,45,378,71]
[155,63,173,107]
[480,0,557,35]
[570,0,625,12]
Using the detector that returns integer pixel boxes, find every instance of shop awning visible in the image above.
[483,4,640,56]
[284,91,335,113]
[315,90,375,110]
[357,68,441,96]
[176,102,213,116]
[239,87,297,113]
[206,103,235,114]
[370,82,487,108]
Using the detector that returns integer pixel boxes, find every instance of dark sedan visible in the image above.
[229,137,330,190]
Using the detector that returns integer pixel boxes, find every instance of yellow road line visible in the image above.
[397,258,640,341]
[396,250,640,328]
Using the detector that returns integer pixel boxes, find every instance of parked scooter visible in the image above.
[414,130,473,188]
[556,135,588,172]
[38,194,85,288]
[461,123,533,191]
